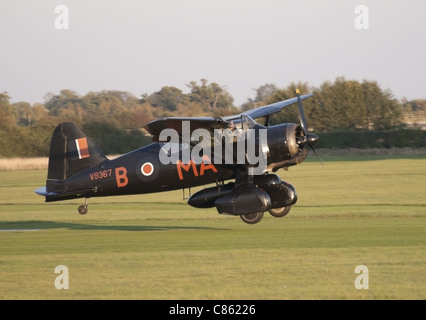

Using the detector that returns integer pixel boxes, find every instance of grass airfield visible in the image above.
[0,155,425,299]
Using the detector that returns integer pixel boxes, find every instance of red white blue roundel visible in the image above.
[136,157,159,182]
[141,162,154,176]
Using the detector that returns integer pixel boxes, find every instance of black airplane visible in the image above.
[35,90,319,224]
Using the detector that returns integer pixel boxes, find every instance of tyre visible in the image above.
[268,206,291,218]
[78,205,88,215]
[240,211,264,224]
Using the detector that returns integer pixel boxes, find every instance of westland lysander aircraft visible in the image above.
[35,90,319,224]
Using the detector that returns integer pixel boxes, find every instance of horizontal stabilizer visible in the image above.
[34,187,47,196]
[35,183,93,202]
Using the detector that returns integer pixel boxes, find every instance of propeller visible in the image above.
[295,89,323,165]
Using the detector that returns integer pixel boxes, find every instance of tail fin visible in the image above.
[47,122,108,181]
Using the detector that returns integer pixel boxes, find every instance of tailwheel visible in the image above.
[240,212,264,224]
[78,198,89,215]
[78,205,88,215]
[268,206,291,218]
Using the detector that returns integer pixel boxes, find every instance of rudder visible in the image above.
[47,122,108,181]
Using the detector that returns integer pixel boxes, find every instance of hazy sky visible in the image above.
[1,0,425,106]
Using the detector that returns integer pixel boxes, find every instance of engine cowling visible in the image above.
[266,123,307,171]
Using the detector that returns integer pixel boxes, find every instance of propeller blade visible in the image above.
[295,89,308,135]
[295,89,323,167]
[310,146,324,168]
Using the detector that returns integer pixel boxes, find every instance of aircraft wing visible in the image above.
[143,94,314,141]
[222,94,314,122]
[144,117,230,142]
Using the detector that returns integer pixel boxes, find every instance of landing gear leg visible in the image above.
[78,198,89,215]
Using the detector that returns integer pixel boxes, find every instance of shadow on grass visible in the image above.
[0,220,229,232]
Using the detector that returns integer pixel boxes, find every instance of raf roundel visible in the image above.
[135,157,159,182]
[141,162,154,176]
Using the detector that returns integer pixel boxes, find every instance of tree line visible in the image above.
[0,77,424,157]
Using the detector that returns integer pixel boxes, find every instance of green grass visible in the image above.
[0,156,425,299]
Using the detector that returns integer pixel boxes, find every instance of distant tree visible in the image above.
[362,80,403,130]
[82,91,131,128]
[403,99,426,112]
[130,103,156,127]
[187,79,234,110]
[44,89,81,113]
[0,78,409,157]
[0,92,16,127]
[174,101,207,117]
[416,100,426,111]
[146,86,189,111]
[0,92,22,156]
[30,103,49,124]
[13,102,34,126]
[102,90,140,109]
[265,81,312,126]
[264,78,403,131]
[44,89,84,124]
[241,83,278,111]
[316,78,403,130]
[314,78,368,130]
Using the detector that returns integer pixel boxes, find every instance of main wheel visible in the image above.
[268,206,291,218]
[240,212,264,224]
[78,205,88,215]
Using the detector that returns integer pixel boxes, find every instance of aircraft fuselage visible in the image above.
[45,142,235,202]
